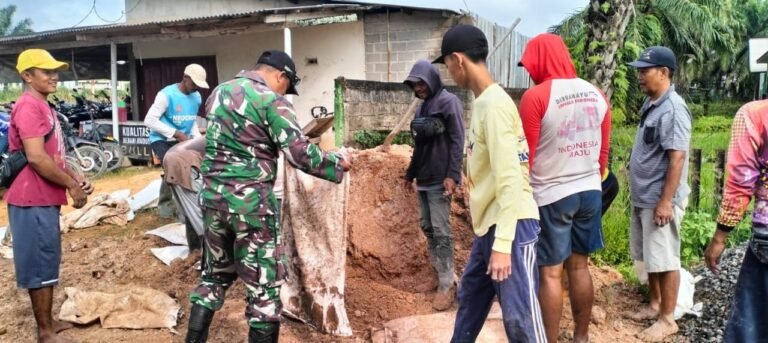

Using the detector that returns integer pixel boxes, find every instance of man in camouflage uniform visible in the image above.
[185,50,352,343]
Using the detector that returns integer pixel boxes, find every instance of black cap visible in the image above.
[628,46,677,71]
[257,50,301,95]
[432,24,488,64]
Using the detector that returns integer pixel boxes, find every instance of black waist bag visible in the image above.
[750,235,768,265]
[410,116,445,143]
[0,151,29,188]
[0,116,55,188]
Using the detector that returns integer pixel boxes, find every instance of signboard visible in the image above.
[116,121,152,160]
[749,38,768,72]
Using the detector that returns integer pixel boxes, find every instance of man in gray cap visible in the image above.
[627,46,692,342]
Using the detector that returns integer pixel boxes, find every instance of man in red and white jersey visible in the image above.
[519,33,611,343]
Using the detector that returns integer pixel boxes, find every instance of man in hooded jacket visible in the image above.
[400,59,465,311]
[519,33,612,343]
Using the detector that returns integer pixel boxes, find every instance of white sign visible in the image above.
[749,38,768,72]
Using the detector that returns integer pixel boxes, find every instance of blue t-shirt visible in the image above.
[148,84,201,143]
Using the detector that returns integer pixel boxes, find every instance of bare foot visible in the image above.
[573,335,590,343]
[636,318,679,342]
[53,320,73,333]
[626,305,659,321]
[39,331,75,343]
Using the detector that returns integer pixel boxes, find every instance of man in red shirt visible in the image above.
[8,49,93,343]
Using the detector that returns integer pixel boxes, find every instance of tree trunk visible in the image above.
[584,0,635,100]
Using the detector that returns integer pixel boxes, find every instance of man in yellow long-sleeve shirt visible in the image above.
[434,24,546,343]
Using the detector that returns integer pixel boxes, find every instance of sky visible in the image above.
[4,0,588,37]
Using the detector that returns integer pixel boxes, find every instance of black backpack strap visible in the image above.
[44,104,57,143]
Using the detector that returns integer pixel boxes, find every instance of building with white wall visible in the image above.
[0,1,528,126]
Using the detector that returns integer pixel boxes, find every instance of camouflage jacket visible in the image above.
[200,70,344,215]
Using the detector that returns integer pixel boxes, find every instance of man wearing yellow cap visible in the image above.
[143,64,209,218]
[9,49,93,343]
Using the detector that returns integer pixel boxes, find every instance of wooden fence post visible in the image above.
[608,146,613,171]
[690,149,702,211]
[714,150,726,208]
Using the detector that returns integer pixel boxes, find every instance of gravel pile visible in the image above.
[678,243,747,342]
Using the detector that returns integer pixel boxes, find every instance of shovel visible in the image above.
[380,98,422,151]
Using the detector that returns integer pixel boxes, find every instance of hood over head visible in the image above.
[404,60,443,99]
[519,33,577,84]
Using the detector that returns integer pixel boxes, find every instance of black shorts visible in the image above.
[150,140,178,163]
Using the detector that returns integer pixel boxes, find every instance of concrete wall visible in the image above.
[132,21,365,124]
[363,11,466,84]
[292,22,366,124]
[124,0,319,24]
[338,78,525,145]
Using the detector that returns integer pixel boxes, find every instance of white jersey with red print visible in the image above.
[520,33,611,207]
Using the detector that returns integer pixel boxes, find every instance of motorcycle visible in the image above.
[54,91,125,173]
[58,113,108,179]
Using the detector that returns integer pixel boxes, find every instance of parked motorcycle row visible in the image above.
[0,89,127,179]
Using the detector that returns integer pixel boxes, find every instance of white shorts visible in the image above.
[630,201,687,273]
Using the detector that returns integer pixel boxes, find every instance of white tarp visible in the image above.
[150,246,190,266]
[145,223,187,246]
[280,165,352,336]
[675,269,704,319]
[127,179,162,212]
[146,222,189,266]
[636,260,702,319]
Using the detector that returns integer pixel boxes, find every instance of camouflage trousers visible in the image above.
[189,208,287,329]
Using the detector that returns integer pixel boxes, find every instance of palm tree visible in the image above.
[582,0,636,101]
[0,5,33,37]
[553,0,745,123]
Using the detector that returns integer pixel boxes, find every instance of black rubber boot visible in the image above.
[248,322,280,343]
[185,304,215,343]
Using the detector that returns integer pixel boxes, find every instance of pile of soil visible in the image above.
[344,145,474,335]
[0,152,678,342]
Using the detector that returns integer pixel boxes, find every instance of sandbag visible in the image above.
[145,223,187,245]
[58,286,180,330]
[371,303,507,342]
[60,194,131,233]
[280,165,352,336]
[675,268,704,319]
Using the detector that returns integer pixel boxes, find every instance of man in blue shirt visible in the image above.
[144,64,208,218]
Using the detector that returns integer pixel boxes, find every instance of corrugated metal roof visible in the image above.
[0,2,460,45]
[329,1,460,15]
[0,4,368,44]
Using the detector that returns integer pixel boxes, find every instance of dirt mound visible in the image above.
[346,147,473,292]
[343,146,474,335]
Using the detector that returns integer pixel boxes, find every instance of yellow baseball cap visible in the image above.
[16,49,69,73]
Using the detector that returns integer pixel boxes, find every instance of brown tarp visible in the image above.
[59,286,180,330]
[371,304,508,342]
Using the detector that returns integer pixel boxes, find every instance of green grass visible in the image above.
[0,87,23,104]
[0,87,130,105]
